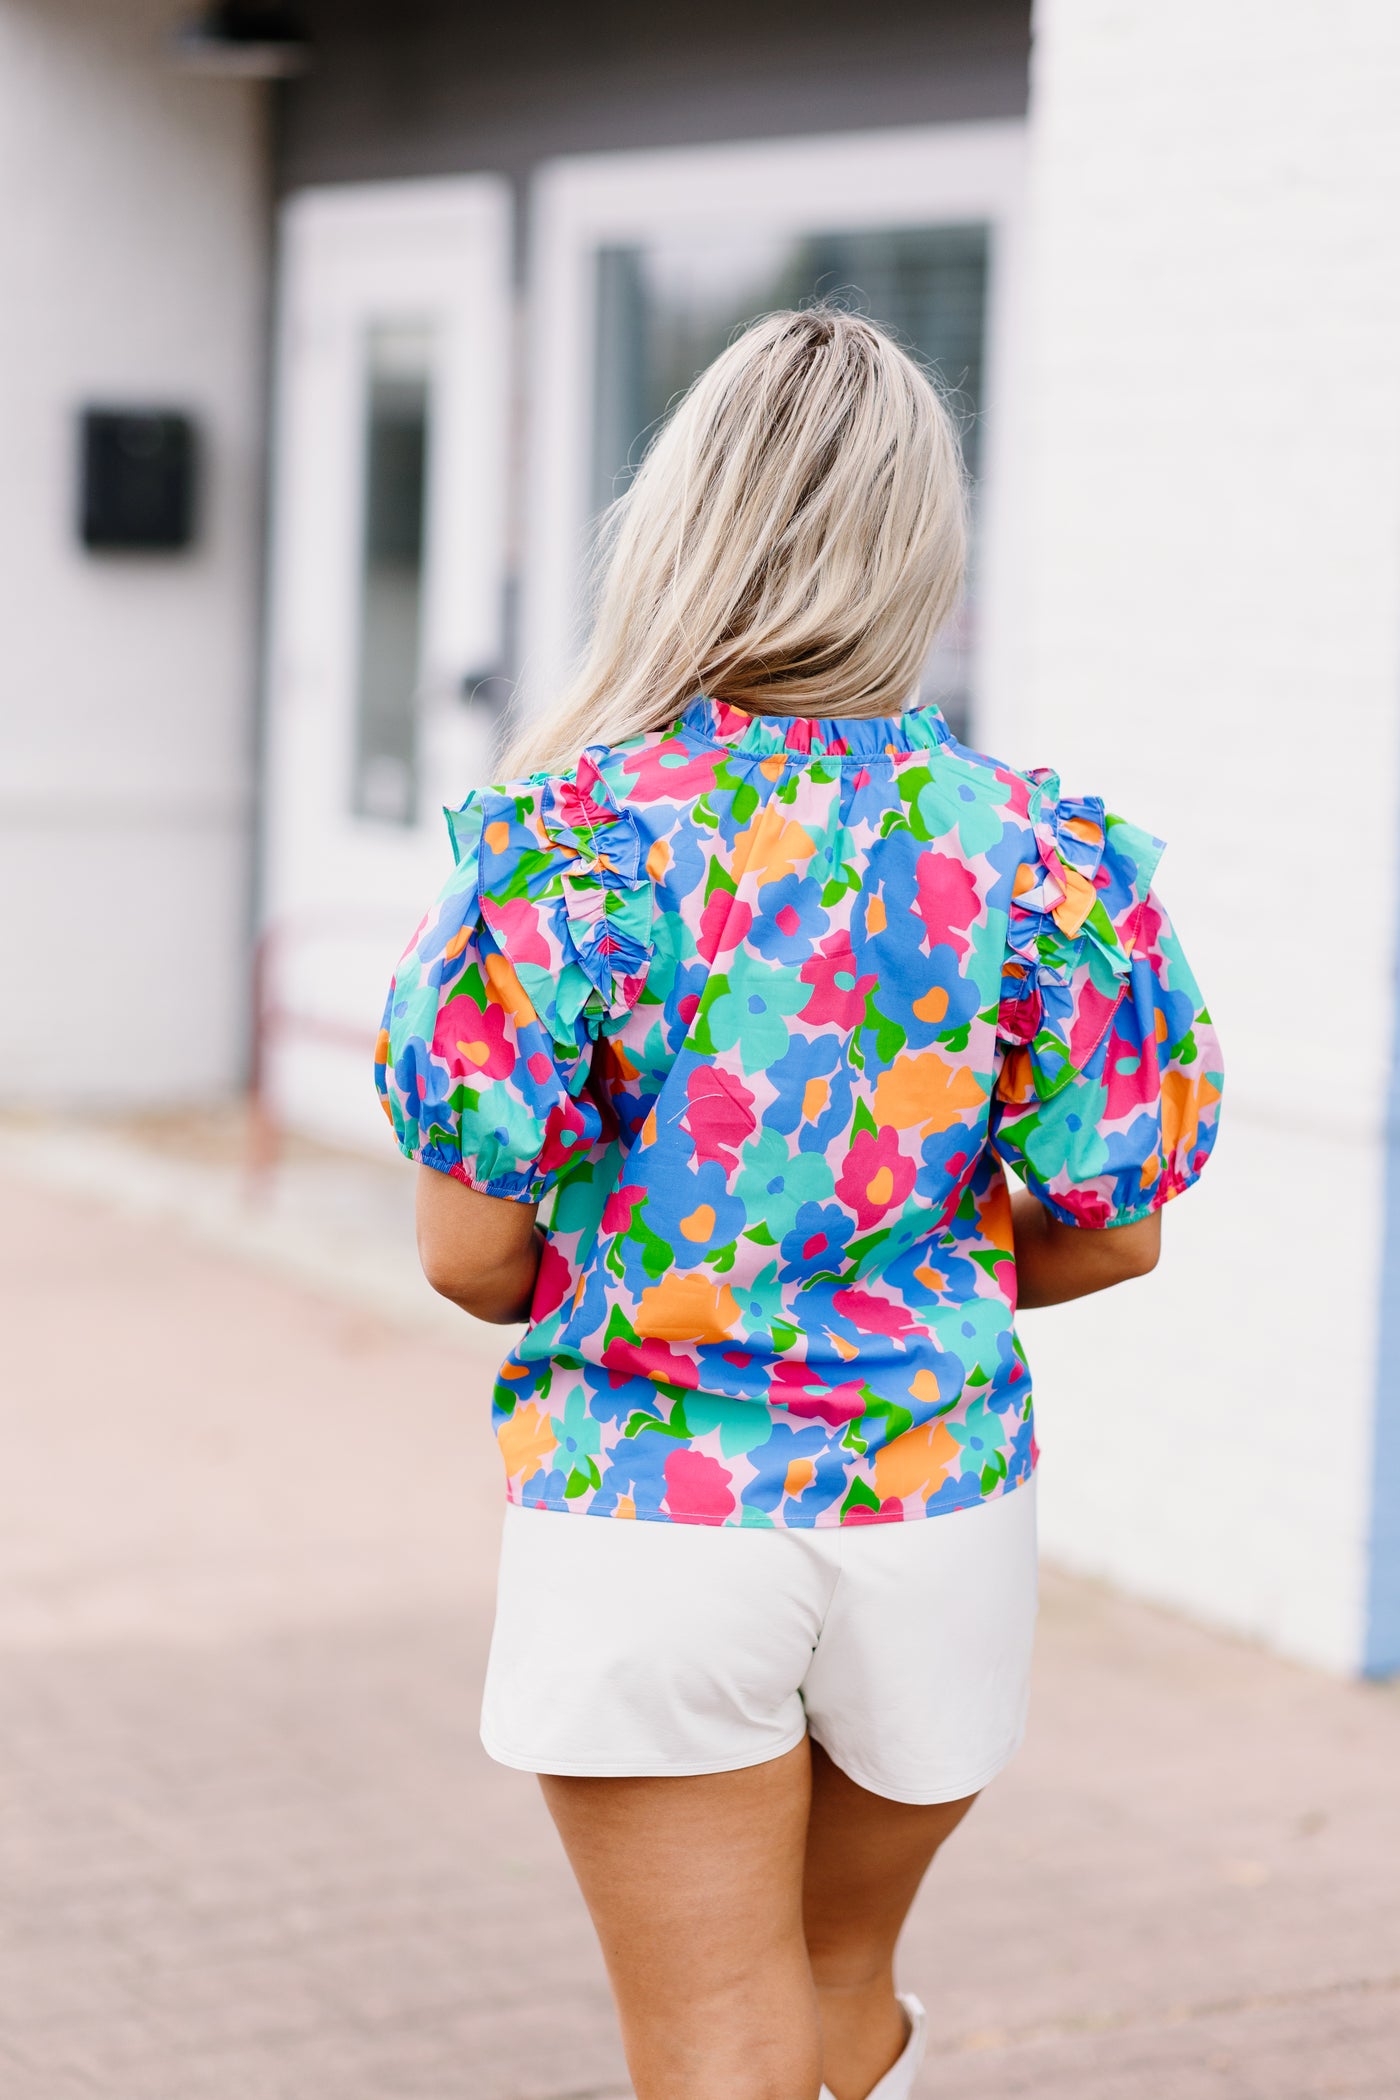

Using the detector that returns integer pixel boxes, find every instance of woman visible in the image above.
[377,309,1222,2100]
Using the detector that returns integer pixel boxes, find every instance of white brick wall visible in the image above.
[0,0,266,1101]
[1018,0,1400,1669]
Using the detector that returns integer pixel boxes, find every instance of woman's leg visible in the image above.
[540,1738,821,2100]
[802,1743,977,2100]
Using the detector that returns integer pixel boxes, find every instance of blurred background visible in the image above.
[2,2,1399,2095]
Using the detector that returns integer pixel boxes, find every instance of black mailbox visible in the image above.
[79,408,197,552]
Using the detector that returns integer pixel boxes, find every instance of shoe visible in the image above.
[819,1993,927,2100]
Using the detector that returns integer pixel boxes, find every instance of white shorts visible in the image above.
[480,1478,1038,1805]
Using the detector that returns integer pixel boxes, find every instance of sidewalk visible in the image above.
[0,1129,1396,2098]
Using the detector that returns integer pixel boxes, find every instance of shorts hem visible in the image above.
[478,1723,811,1781]
[808,1723,1028,1806]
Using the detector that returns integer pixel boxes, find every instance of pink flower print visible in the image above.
[799,930,877,1028]
[601,1183,647,1235]
[914,850,980,958]
[837,1126,917,1230]
[770,1360,867,1424]
[1065,978,1124,1070]
[534,1091,593,1180]
[831,1288,919,1340]
[999,767,1034,817]
[619,737,722,800]
[432,992,515,1083]
[663,1447,736,1525]
[697,892,753,963]
[683,1067,757,1172]
[1103,1016,1162,1121]
[530,1237,573,1321]
[602,1335,701,1388]
[483,895,551,968]
[1054,1186,1113,1228]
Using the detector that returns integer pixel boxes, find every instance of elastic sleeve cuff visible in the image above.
[412,1141,552,1203]
[1025,1157,1209,1230]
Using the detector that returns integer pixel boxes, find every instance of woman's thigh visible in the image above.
[804,1741,977,1967]
[541,1740,822,2100]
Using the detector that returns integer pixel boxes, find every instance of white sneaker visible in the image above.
[819,1993,928,2100]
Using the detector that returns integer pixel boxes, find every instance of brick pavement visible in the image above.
[1,1170,1397,2098]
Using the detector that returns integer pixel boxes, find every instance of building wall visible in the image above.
[1018,0,1400,1672]
[0,0,267,1103]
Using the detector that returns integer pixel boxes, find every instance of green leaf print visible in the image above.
[860,991,905,1066]
[861,1394,915,1446]
[603,1302,640,1350]
[970,1248,1015,1281]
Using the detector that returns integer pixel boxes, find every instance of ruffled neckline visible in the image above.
[677,694,953,761]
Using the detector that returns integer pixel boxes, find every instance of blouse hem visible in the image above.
[504,1462,1037,1531]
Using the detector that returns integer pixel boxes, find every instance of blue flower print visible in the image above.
[748,874,830,962]
[778,1201,855,1281]
[767,1031,855,1152]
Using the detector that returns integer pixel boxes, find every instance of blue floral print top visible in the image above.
[376,697,1222,1529]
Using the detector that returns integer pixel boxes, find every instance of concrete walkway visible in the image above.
[1,1160,1397,2098]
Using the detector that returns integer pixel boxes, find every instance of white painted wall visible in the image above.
[1018,0,1400,1670]
[0,0,266,1102]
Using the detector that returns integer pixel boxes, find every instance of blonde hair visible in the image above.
[503,305,969,778]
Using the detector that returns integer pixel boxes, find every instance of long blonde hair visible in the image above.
[503,305,969,778]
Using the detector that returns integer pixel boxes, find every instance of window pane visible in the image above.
[592,228,989,735]
[353,322,434,825]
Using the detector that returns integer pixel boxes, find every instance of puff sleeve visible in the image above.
[989,771,1223,1228]
[374,750,656,1200]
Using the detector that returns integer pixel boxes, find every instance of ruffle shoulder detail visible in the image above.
[997,768,1165,1101]
[445,747,656,1051]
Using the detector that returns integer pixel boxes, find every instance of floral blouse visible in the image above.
[376,697,1222,1529]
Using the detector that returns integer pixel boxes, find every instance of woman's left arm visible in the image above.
[415,1166,544,1323]
[1010,1189,1160,1309]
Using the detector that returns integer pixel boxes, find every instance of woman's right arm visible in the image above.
[1010,1190,1160,1309]
[416,1166,544,1324]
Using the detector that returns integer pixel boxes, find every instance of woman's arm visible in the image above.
[1010,1189,1160,1309]
[415,1166,544,1323]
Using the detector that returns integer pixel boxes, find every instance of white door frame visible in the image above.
[260,175,512,1150]
[522,122,1029,755]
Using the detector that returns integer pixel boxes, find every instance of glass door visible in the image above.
[352,320,437,824]
[592,226,989,733]
[525,126,1026,751]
